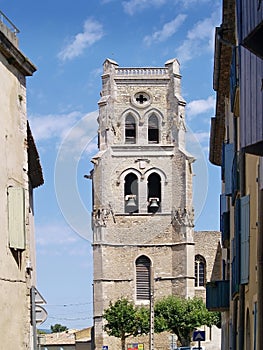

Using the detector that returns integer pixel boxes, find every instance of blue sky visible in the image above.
[1,0,221,330]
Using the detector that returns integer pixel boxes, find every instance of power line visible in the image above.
[45,301,93,307]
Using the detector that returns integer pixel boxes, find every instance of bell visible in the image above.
[126,195,137,208]
[149,197,159,208]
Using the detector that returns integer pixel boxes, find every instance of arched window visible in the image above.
[124,173,138,213]
[136,255,151,300]
[125,114,136,144]
[147,173,161,213]
[195,255,206,287]
[148,114,159,144]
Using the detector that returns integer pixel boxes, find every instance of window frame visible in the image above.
[125,113,137,144]
[195,254,206,287]
[135,255,151,301]
[148,114,159,144]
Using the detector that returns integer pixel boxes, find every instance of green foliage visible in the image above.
[103,298,150,350]
[154,296,220,346]
[50,324,68,333]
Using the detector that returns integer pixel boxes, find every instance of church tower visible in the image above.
[91,58,196,349]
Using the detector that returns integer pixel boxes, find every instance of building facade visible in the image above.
[91,58,221,349]
[0,11,44,349]
[207,0,263,349]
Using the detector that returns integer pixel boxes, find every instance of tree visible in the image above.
[154,296,220,346]
[103,298,149,350]
[50,323,68,333]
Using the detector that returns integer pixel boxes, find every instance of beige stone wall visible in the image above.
[92,59,220,350]
[0,24,38,349]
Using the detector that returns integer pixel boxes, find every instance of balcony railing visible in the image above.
[206,280,230,311]
[115,67,168,76]
[0,10,20,34]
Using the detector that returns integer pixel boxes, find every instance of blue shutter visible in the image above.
[224,143,235,195]
[231,151,240,204]
[230,47,238,112]
[232,198,240,296]
[221,143,225,181]
[240,195,250,284]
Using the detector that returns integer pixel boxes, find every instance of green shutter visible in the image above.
[240,195,250,284]
[8,187,25,250]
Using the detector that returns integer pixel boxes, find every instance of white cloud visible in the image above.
[143,14,187,46]
[30,110,98,141]
[187,95,215,119]
[58,18,104,61]
[176,0,212,7]
[29,111,82,141]
[193,131,210,144]
[36,222,79,247]
[122,0,166,15]
[175,10,220,63]
[36,222,91,256]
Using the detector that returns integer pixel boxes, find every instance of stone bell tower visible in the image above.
[91,58,195,349]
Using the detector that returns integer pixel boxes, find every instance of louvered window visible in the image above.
[125,114,136,144]
[148,114,159,144]
[136,256,151,300]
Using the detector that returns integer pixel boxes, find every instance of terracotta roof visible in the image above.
[39,328,92,346]
[40,330,77,345]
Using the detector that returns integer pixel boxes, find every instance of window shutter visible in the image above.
[259,158,263,190]
[232,198,240,296]
[8,187,25,250]
[240,195,250,284]
[231,151,240,204]
[136,256,150,300]
[224,143,235,195]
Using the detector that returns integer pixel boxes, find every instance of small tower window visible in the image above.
[195,255,206,287]
[125,114,136,144]
[148,114,159,144]
[124,173,138,213]
[136,255,151,300]
[147,173,161,213]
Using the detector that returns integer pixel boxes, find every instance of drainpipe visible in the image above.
[257,161,263,349]
[238,150,245,350]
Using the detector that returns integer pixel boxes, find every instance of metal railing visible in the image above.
[0,10,20,34]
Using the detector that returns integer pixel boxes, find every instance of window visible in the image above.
[148,114,159,143]
[147,173,161,213]
[124,173,138,213]
[125,114,136,144]
[195,255,206,287]
[136,256,151,300]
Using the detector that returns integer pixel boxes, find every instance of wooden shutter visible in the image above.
[136,256,150,300]
[8,187,25,250]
